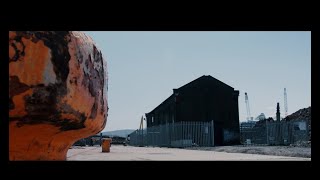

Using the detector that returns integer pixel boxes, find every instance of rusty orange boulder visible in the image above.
[9,31,108,160]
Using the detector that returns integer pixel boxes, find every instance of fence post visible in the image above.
[266,119,269,145]
[211,120,214,146]
[100,133,102,147]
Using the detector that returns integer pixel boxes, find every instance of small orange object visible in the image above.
[102,138,112,152]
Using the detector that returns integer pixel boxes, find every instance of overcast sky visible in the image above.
[84,31,311,132]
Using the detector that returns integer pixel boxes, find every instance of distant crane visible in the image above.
[139,116,144,131]
[138,116,145,146]
[284,88,288,117]
[245,92,252,121]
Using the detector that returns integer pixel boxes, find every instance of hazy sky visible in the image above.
[84,31,311,132]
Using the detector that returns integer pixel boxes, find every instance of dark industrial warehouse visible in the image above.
[145,75,240,145]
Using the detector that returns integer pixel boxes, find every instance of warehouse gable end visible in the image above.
[145,75,240,146]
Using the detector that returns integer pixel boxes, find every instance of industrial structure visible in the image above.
[245,92,254,121]
[284,88,288,117]
[141,75,240,146]
[240,102,309,145]
[129,78,310,147]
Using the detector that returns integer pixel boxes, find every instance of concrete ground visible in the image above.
[67,145,311,161]
[186,145,311,158]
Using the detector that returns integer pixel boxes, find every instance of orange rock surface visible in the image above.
[9,31,108,160]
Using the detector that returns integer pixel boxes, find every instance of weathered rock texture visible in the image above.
[9,31,108,160]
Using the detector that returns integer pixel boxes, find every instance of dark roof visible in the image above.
[177,75,234,90]
[146,75,235,114]
[146,94,174,115]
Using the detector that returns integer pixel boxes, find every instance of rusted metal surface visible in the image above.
[9,31,108,160]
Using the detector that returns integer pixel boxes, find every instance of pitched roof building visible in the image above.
[145,75,240,145]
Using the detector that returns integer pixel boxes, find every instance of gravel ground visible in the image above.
[185,145,311,158]
[67,145,310,161]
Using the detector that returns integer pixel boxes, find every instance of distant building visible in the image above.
[145,75,240,145]
[255,113,266,121]
[240,121,256,129]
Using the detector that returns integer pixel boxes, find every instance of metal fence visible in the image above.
[129,121,214,148]
[240,120,309,146]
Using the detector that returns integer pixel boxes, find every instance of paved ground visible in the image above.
[67,145,311,161]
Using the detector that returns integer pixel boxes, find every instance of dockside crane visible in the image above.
[245,92,253,121]
[284,88,288,117]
